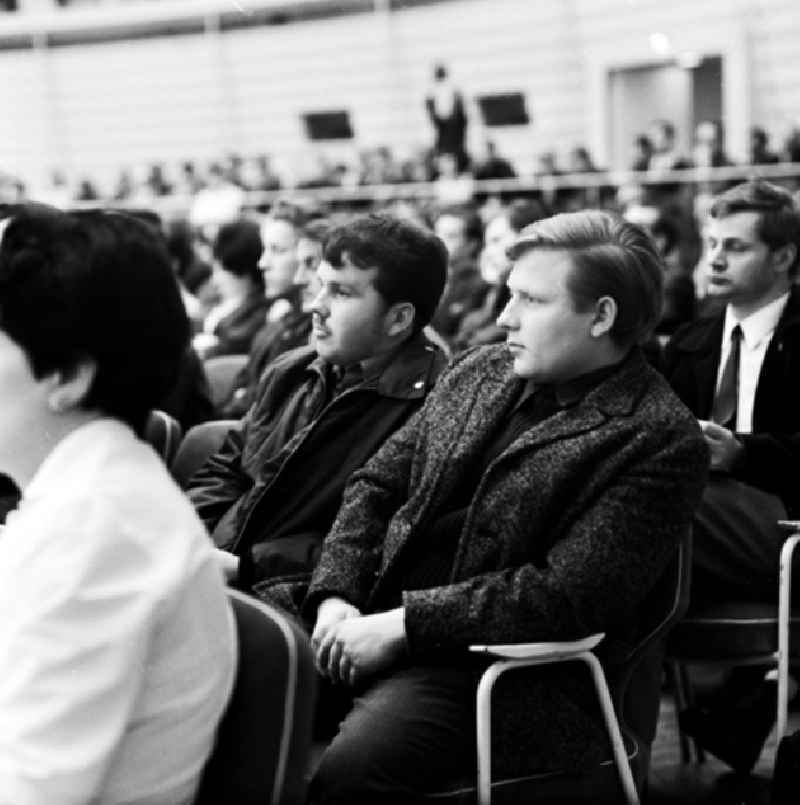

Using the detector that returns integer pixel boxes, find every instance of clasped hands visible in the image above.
[698,420,744,472]
[311,597,407,687]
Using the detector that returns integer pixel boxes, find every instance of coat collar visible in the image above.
[305,333,446,401]
[501,348,651,453]
[675,285,800,353]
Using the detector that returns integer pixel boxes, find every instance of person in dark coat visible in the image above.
[187,214,448,594]
[219,218,329,418]
[662,180,800,772]
[425,64,469,172]
[663,180,800,600]
[194,219,268,359]
[298,210,707,802]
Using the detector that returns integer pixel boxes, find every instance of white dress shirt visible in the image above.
[718,292,790,433]
[0,419,237,805]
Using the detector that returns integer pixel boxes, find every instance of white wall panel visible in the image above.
[0,0,799,188]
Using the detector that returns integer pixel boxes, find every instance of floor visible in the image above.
[648,693,799,804]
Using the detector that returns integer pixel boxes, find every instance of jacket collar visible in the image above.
[305,333,445,401]
[459,346,650,462]
[676,286,800,353]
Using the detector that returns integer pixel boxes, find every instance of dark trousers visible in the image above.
[692,474,787,603]
[309,665,478,804]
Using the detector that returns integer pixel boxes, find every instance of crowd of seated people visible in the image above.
[0,165,799,801]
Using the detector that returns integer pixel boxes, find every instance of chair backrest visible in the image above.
[195,590,317,805]
[612,528,693,770]
[171,419,241,488]
[143,409,183,466]
[204,354,249,410]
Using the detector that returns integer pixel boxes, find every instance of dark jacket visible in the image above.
[204,288,269,359]
[220,308,312,418]
[159,347,215,431]
[662,286,800,516]
[188,334,447,587]
[304,345,707,773]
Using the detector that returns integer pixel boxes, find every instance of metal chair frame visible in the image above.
[669,529,800,761]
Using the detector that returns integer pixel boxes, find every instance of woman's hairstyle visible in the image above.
[213,219,263,281]
[0,205,190,434]
[509,210,664,349]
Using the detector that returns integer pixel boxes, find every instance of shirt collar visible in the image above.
[304,332,445,400]
[724,292,790,349]
[517,357,628,411]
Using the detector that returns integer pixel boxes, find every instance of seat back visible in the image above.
[612,528,693,773]
[204,354,249,410]
[171,419,241,488]
[195,590,317,805]
[143,409,183,465]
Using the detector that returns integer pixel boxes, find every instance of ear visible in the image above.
[771,243,797,276]
[384,301,416,338]
[47,359,97,414]
[589,295,617,339]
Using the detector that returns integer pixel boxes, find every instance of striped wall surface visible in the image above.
[0,0,798,191]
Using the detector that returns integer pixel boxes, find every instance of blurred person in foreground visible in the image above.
[188,214,448,598]
[0,206,236,803]
[303,210,707,803]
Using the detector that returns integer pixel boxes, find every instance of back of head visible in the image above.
[323,214,448,334]
[213,219,263,280]
[0,206,190,434]
[710,180,800,277]
[507,199,549,233]
[509,210,664,349]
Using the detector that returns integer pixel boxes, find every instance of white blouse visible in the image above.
[0,419,237,805]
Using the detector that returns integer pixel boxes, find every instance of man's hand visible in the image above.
[698,420,744,472]
[214,548,240,583]
[314,608,407,687]
[311,597,362,666]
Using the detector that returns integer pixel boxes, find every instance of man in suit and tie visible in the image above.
[301,210,706,802]
[664,179,800,603]
[663,179,800,771]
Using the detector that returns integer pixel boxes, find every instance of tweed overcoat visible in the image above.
[306,344,708,773]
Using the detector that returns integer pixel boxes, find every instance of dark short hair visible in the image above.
[323,214,447,333]
[651,214,680,256]
[0,206,189,434]
[507,199,549,233]
[710,180,800,277]
[509,210,664,349]
[213,219,263,280]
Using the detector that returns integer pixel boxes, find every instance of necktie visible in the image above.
[711,324,742,429]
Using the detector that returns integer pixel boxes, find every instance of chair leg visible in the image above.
[776,534,799,740]
[677,663,706,764]
[667,661,694,764]
[580,653,639,805]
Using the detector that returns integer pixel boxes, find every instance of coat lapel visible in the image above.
[449,350,652,577]
[377,350,519,581]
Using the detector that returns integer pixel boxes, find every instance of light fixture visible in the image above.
[649,32,673,57]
